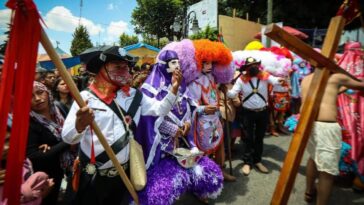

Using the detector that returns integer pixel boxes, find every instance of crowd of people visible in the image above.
[0,38,363,205]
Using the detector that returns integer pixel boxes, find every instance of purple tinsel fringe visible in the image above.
[136,156,223,205]
[137,158,189,205]
[188,156,223,199]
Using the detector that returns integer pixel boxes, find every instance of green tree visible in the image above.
[0,24,10,55]
[190,25,218,41]
[70,25,93,56]
[119,33,139,47]
[141,34,169,48]
[132,0,183,41]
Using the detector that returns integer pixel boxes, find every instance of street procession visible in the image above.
[0,0,364,204]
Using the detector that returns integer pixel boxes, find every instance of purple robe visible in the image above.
[136,50,195,169]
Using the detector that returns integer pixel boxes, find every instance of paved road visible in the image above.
[175,134,364,205]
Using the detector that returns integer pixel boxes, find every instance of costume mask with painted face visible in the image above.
[104,61,132,87]
[167,59,180,73]
[202,62,213,74]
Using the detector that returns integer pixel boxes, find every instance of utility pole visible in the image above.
[79,0,83,26]
[266,0,273,47]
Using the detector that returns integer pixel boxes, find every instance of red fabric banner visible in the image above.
[1,1,41,204]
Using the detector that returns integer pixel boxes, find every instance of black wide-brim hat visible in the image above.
[79,45,138,74]
[243,57,261,68]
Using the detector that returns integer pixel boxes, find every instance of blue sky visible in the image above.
[0,0,137,54]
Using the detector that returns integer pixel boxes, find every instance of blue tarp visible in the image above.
[123,42,160,52]
[39,56,80,70]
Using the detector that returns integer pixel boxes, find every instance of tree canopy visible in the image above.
[70,25,93,56]
[119,33,139,47]
[141,34,169,48]
[190,25,218,41]
[132,0,183,41]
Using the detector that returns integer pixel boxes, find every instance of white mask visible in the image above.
[166,59,180,73]
[202,62,213,73]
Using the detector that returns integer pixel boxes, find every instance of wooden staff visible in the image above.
[223,90,233,175]
[39,28,140,205]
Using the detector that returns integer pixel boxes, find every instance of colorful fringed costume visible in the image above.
[186,40,234,154]
[136,50,223,205]
[337,41,364,187]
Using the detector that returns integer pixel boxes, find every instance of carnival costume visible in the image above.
[337,41,364,189]
[136,49,223,205]
[185,39,234,154]
[290,56,312,114]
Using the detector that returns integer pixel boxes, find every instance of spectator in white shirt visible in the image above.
[223,57,284,176]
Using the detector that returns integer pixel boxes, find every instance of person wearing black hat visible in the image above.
[223,57,284,176]
[62,45,182,205]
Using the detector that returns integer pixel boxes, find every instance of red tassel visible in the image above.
[1,1,41,204]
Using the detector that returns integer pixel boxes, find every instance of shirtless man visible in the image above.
[301,72,364,205]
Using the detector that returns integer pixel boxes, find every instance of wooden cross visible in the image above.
[264,15,359,205]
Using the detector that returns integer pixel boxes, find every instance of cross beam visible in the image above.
[265,23,357,81]
[264,16,356,205]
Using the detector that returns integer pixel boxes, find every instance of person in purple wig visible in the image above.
[136,50,223,205]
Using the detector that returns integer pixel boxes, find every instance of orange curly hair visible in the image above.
[193,39,232,71]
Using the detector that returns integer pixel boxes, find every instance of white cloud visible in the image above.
[0,9,11,29]
[107,3,116,10]
[44,6,104,35]
[105,20,128,44]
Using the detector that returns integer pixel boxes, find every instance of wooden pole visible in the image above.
[266,0,273,47]
[223,91,233,175]
[39,28,140,205]
[232,8,236,18]
[267,16,346,205]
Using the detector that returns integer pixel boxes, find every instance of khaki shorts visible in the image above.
[307,121,342,175]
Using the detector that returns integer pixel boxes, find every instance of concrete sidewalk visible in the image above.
[175,134,364,205]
